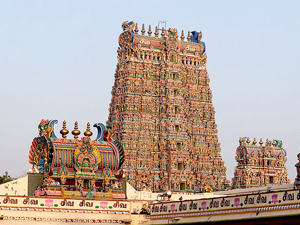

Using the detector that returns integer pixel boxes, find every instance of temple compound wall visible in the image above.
[107,21,228,192]
[232,137,290,189]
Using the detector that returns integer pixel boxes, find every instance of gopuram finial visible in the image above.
[141,24,145,35]
[259,138,263,146]
[181,30,185,41]
[134,23,138,34]
[253,137,257,145]
[148,25,152,37]
[161,27,165,38]
[60,120,69,138]
[72,121,80,139]
[84,122,93,137]
[246,137,250,145]
[187,31,191,42]
[154,26,158,37]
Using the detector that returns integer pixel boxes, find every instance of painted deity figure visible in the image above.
[74,136,101,174]
[102,163,112,178]
[60,171,66,185]
[295,153,300,180]
[91,178,96,189]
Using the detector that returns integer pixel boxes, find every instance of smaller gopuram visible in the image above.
[28,119,125,199]
[232,137,290,189]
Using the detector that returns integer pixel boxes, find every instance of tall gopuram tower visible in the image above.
[108,21,228,192]
[232,137,290,189]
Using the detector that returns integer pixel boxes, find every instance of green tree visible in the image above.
[0,171,14,184]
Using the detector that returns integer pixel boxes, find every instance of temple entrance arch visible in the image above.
[84,180,89,190]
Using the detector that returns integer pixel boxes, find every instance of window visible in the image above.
[175,106,179,114]
[175,125,180,132]
[172,73,176,80]
[270,176,274,184]
[174,89,178,96]
[177,142,181,151]
[180,183,186,191]
[178,162,183,170]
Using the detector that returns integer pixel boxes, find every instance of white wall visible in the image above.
[0,176,28,196]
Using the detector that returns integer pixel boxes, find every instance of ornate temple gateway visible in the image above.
[108,21,228,192]
[1,21,300,225]
[232,137,290,189]
[28,119,125,199]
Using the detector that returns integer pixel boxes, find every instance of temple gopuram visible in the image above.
[2,21,300,225]
[232,137,290,189]
[107,21,228,192]
[28,119,125,199]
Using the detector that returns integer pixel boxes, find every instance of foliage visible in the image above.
[0,171,14,184]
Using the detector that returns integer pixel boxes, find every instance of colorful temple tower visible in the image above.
[28,119,125,199]
[232,137,290,189]
[107,21,228,192]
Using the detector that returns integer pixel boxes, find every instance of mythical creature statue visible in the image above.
[38,119,57,137]
[191,31,206,53]
[122,21,135,32]
[121,21,134,43]
[29,120,55,174]
[166,28,178,38]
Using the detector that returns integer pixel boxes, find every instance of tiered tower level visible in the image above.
[232,137,290,189]
[108,21,228,192]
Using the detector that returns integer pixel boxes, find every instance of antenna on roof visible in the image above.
[158,21,166,31]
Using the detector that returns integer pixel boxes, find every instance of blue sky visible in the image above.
[0,0,299,181]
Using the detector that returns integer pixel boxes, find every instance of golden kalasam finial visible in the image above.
[253,138,257,145]
[246,137,250,144]
[148,25,152,37]
[72,121,80,139]
[259,138,263,146]
[141,24,145,35]
[187,31,191,42]
[134,23,138,34]
[84,122,93,137]
[60,120,69,138]
[181,30,185,41]
[161,27,165,38]
[154,26,158,37]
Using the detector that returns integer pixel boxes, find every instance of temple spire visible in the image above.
[187,31,191,42]
[161,27,165,38]
[134,23,139,34]
[84,122,93,137]
[154,26,158,37]
[148,25,152,37]
[72,121,80,139]
[60,120,69,138]
[181,30,185,41]
[141,24,145,35]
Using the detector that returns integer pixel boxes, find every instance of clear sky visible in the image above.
[0,0,299,181]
